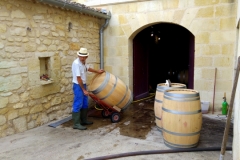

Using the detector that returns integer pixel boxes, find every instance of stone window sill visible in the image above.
[40,80,54,85]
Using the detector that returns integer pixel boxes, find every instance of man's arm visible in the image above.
[88,68,105,74]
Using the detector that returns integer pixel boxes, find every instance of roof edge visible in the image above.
[37,0,111,19]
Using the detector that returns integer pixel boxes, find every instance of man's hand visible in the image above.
[83,89,89,96]
[98,69,105,74]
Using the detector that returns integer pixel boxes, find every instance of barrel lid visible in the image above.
[164,89,199,98]
[156,83,186,91]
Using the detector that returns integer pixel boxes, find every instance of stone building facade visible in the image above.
[80,0,239,159]
[0,0,108,137]
[1,0,240,159]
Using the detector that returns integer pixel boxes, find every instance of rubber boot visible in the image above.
[72,112,87,130]
[80,108,93,125]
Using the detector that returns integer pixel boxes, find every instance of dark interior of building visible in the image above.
[133,23,193,95]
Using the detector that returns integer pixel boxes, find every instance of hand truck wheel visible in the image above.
[101,110,109,118]
[111,112,120,123]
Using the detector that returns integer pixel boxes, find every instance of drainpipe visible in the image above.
[99,11,111,69]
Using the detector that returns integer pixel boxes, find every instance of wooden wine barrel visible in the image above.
[154,83,186,132]
[162,89,202,148]
[88,72,132,110]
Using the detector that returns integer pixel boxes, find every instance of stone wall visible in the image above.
[0,0,102,137]
[88,0,237,112]
[233,21,240,160]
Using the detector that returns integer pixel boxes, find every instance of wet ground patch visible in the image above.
[61,98,233,148]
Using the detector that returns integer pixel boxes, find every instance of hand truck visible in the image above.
[89,93,121,123]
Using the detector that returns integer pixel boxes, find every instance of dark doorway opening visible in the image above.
[133,23,194,100]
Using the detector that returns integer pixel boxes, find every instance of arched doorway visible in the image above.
[133,23,195,100]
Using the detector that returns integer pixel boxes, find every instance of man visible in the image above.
[72,47,104,130]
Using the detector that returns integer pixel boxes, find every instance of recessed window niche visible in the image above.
[39,57,53,85]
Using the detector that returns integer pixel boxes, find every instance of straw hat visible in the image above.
[77,48,89,57]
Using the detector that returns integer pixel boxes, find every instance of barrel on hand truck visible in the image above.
[88,72,133,123]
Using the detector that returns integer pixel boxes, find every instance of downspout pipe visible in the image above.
[37,0,111,19]
[99,11,111,69]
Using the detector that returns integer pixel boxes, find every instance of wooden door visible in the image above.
[133,34,149,100]
[188,33,194,89]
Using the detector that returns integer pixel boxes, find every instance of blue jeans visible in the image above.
[72,83,88,113]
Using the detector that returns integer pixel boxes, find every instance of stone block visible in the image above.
[27,58,40,72]
[119,15,128,25]
[214,57,233,67]
[30,104,43,114]
[0,24,7,33]
[0,61,18,69]
[22,37,29,42]
[11,10,26,18]
[162,0,179,9]
[217,68,233,80]
[112,3,129,14]
[27,121,35,129]
[0,11,9,17]
[5,46,21,53]
[0,97,8,109]
[41,31,50,36]
[202,45,221,55]
[148,1,163,11]
[0,75,22,92]
[37,45,48,52]
[24,43,37,52]
[51,97,61,106]
[51,56,61,70]
[181,8,198,28]
[19,108,29,116]
[109,26,125,36]
[194,0,219,6]
[58,30,65,37]
[8,110,18,120]
[195,57,213,67]
[69,43,80,50]
[36,113,49,125]
[54,15,63,23]
[0,42,4,49]
[48,45,57,51]
[13,116,27,132]
[61,57,73,66]
[10,67,27,74]
[0,115,6,126]
[10,28,27,36]
[199,19,219,31]
[222,43,234,55]
[195,32,210,44]
[220,17,236,30]
[215,4,236,17]
[33,15,44,20]
[202,68,216,79]
[194,68,202,80]
[29,83,61,99]
[173,10,185,24]
[194,79,213,90]
[43,102,51,110]
[0,69,10,77]
[216,80,233,91]
[196,6,214,17]
[0,108,9,115]
[28,71,40,86]
[13,103,24,109]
